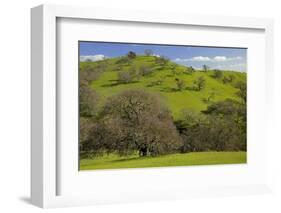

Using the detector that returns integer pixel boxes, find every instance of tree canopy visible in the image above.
[86,90,183,157]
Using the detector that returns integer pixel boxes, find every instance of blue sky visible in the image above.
[79,41,247,72]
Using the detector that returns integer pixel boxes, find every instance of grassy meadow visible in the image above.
[80,152,247,170]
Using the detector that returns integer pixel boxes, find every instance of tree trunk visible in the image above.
[139,147,148,157]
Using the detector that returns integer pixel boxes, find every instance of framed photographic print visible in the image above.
[78,41,247,171]
[31,4,274,208]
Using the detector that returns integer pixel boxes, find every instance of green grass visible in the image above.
[80,152,247,170]
[81,55,246,119]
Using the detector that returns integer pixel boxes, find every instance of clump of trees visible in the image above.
[80,87,247,158]
[80,84,100,117]
[79,64,103,85]
[203,99,246,150]
[79,117,97,155]
[235,81,246,104]
[79,63,103,117]
[79,84,100,153]
[79,63,103,155]
[174,77,247,153]
[175,99,246,153]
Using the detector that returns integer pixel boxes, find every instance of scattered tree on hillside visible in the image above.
[170,64,177,76]
[117,66,141,84]
[156,55,169,66]
[190,66,195,72]
[229,74,235,82]
[194,76,206,91]
[127,51,137,59]
[96,61,108,71]
[147,79,165,87]
[212,69,223,79]
[144,49,153,56]
[202,64,209,72]
[185,66,195,75]
[118,71,133,84]
[222,74,236,84]
[176,79,186,91]
[139,65,153,76]
[204,90,216,103]
[129,67,141,81]
[222,76,229,84]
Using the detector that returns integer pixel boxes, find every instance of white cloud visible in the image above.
[80,54,107,62]
[212,56,242,61]
[229,63,247,69]
[189,56,211,61]
[174,56,210,62]
[174,56,243,62]
[213,63,246,72]
[173,55,246,72]
[213,56,227,61]
[152,53,160,57]
[215,63,246,68]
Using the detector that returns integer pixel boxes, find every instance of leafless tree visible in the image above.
[90,90,183,157]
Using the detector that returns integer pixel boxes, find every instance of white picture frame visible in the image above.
[31,4,274,208]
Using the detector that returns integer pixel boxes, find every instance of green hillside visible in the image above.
[80,55,246,119]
